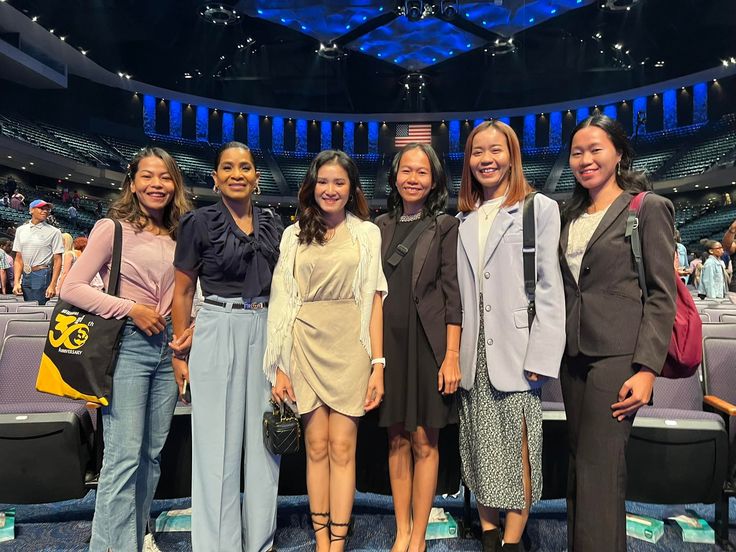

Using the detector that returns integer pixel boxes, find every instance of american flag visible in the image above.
[394,123,432,147]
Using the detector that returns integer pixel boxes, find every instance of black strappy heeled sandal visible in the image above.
[329,519,352,543]
[310,511,330,536]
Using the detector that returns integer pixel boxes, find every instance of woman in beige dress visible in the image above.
[266,150,387,551]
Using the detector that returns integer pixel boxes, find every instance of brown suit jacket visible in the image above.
[376,213,462,366]
[559,191,677,373]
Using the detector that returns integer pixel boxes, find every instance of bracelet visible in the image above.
[371,357,385,367]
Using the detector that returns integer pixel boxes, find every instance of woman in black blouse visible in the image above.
[171,141,283,552]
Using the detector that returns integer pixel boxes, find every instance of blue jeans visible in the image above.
[21,268,51,305]
[89,320,178,552]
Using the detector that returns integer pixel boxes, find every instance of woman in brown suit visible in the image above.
[559,115,677,552]
[375,143,461,552]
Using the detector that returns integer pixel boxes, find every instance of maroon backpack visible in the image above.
[626,192,703,378]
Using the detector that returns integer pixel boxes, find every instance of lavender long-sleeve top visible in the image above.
[61,219,176,318]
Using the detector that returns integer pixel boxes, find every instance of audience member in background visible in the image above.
[375,143,461,552]
[56,232,74,293]
[96,200,104,218]
[697,239,728,300]
[62,187,70,204]
[59,236,104,291]
[4,176,16,196]
[456,121,565,552]
[267,150,387,551]
[12,199,63,305]
[0,238,13,294]
[72,190,81,209]
[171,141,282,552]
[674,230,689,283]
[1,193,9,208]
[61,147,191,552]
[68,204,78,229]
[10,190,24,210]
[560,115,676,552]
[721,220,736,301]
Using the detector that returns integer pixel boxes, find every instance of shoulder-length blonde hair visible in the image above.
[107,147,191,240]
[457,120,532,213]
[61,233,73,252]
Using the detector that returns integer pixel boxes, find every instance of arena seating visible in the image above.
[0,333,96,503]
[629,367,730,540]
[662,114,736,180]
[522,147,559,190]
[701,336,736,541]
[445,153,463,194]
[274,151,312,193]
[0,114,85,163]
[679,203,736,247]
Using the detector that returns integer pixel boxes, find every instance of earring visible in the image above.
[255,183,262,195]
[617,162,621,176]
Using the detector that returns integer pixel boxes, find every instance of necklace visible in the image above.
[399,212,422,222]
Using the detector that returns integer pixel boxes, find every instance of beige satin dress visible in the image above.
[290,222,370,417]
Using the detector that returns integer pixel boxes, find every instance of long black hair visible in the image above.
[297,150,370,245]
[387,143,448,218]
[561,114,650,224]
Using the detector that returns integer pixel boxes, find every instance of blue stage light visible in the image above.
[247,1,588,70]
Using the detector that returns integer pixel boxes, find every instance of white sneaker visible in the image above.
[143,533,162,552]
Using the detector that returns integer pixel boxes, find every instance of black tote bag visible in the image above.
[36,219,126,406]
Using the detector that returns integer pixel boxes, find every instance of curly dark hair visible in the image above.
[387,143,448,218]
[297,150,370,245]
[561,114,650,224]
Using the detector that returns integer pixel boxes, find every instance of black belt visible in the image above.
[203,298,269,310]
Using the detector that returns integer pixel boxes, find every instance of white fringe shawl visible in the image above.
[262,213,387,383]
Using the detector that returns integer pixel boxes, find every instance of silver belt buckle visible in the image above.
[23,265,31,275]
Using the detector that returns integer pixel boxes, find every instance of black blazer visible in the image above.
[559,191,677,373]
[376,213,462,366]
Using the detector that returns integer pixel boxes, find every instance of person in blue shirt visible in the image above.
[698,239,728,299]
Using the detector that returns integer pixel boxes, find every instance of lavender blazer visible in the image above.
[456,193,566,392]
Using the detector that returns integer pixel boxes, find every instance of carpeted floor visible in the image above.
[0,493,733,551]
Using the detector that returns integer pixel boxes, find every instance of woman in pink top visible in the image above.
[61,147,191,552]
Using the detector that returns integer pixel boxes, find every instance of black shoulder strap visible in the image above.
[522,192,537,331]
[384,215,434,279]
[106,219,123,297]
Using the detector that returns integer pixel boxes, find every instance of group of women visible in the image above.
[59,113,676,552]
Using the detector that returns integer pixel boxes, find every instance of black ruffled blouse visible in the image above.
[174,201,283,299]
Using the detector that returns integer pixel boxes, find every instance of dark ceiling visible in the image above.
[6,0,736,113]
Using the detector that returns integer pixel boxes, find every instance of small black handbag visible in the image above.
[263,400,301,455]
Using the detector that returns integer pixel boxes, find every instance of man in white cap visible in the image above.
[13,199,63,304]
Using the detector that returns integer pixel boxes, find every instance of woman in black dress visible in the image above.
[375,143,461,552]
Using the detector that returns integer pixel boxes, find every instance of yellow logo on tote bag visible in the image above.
[48,312,91,350]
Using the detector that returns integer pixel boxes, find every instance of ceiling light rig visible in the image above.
[199,2,241,26]
[484,36,516,56]
[317,42,345,60]
[601,0,640,11]
[399,1,433,22]
[438,0,459,20]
